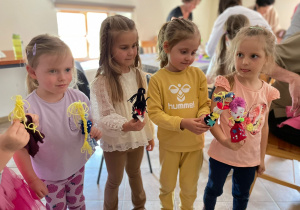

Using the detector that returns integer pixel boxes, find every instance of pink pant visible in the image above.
[43,166,85,210]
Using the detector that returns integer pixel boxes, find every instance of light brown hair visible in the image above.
[26,34,76,94]
[94,15,144,104]
[226,25,276,89]
[212,14,249,77]
[157,18,200,68]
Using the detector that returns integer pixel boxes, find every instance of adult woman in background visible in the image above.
[166,0,201,21]
[250,0,285,40]
[205,0,271,58]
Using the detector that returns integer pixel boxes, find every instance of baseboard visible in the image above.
[0,116,9,124]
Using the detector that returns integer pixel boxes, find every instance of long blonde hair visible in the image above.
[26,34,76,94]
[212,14,249,78]
[157,18,200,68]
[225,25,276,89]
[94,15,144,104]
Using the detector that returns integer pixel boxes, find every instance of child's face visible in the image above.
[112,30,138,73]
[28,53,73,102]
[234,36,267,80]
[165,34,200,72]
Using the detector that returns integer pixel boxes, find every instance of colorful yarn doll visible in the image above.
[128,88,149,122]
[67,100,98,158]
[229,97,247,142]
[8,95,45,157]
[204,91,235,126]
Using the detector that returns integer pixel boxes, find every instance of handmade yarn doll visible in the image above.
[204,91,235,126]
[128,88,149,122]
[229,97,247,142]
[67,101,98,157]
[0,95,45,210]
[8,95,45,157]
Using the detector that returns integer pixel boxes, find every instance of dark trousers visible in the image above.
[269,110,300,147]
[203,158,256,210]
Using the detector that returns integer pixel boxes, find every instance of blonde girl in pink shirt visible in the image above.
[203,26,280,210]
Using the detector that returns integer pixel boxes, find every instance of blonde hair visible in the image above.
[26,34,76,94]
[212,14,249,78]
[94,15,144,103]
[225,25,276,89]
[157,18,200,68]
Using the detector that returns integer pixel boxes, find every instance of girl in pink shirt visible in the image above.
[203,26,280,210]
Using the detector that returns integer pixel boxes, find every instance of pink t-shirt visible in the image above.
[25,89,92,181]
[208,75,280,167]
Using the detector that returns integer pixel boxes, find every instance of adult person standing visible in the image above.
[250,0,285,40]
[166,0,201,21]
[267,35,300,145]
[205,0,271,58]
[283,3,300,41]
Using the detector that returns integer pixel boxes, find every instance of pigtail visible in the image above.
[157,22,169,68]
[214,33,228,77]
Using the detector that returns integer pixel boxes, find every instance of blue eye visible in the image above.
[237,53,243,57]
[49,69,56,73]
[251,54,258,58]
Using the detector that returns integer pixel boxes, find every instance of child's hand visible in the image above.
[26,113,39,127]
[180,118,210,135]
[28,178,49,199]
[0,120,29,152]
[258,161,265,175]
[146,139,155,151]
[220,138,245,151]
[122,119,146,132]
[90,126,102,140]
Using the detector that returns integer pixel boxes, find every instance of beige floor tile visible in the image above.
[276,201,300,210]
[260,171,300,202]
[123,200,161,210]
[86,201,103,210]
[178,200,231,210]
[83,167,126,201]
[228,201,280,210]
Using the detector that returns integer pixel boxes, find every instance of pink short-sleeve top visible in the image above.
[208,75,280,167]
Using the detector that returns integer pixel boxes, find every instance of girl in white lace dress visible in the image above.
[90,15,154,210]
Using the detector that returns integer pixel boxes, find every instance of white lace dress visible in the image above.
[90,68,154,152]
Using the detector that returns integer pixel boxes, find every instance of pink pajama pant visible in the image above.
[43,166,85,210]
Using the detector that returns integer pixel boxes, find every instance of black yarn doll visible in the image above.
[128,88,149,122]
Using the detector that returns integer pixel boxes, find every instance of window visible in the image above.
[56,4,134,60]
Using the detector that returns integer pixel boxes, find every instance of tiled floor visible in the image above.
[1,121,300,210]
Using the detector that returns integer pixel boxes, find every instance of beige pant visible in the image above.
[103,146,146,210]
[159,147,203,210]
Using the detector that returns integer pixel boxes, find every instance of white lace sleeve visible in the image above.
[90,76,127,138]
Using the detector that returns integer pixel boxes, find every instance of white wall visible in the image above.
[0,0,58,50]
[0,66,27,118]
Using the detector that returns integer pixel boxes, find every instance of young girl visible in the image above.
[206,14,250,84]
[203,26,280,210]
[90,15,155,210]
[147,18,211,209]
[13,34,102,210]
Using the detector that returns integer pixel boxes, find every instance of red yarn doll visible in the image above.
[229,97,247,143]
